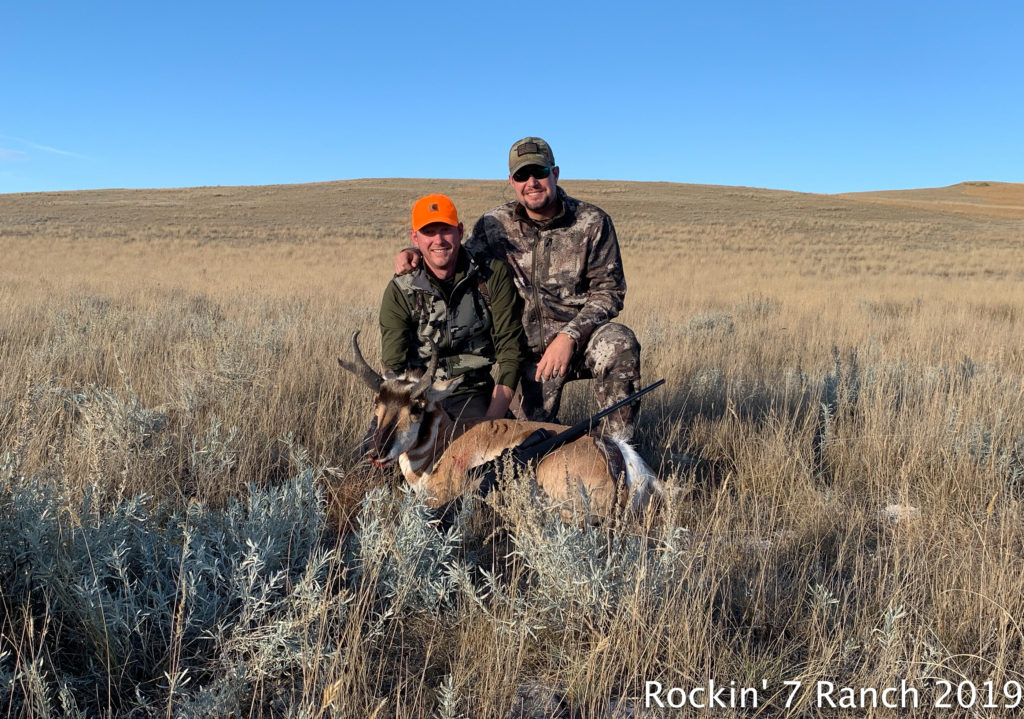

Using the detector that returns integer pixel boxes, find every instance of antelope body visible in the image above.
[339,332,662,518]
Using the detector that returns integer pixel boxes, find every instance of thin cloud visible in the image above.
[0,147,29,162]
[0,134,90,160]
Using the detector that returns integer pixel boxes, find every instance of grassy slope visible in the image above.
[1,179,1024,717]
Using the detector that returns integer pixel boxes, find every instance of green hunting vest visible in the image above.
[391,250,496,393]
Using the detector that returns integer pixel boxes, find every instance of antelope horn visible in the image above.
[337,331,383,390]
[409,340,439,399]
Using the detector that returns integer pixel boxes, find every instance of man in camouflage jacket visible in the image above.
[465,137,641,439]
[380,193,525,421]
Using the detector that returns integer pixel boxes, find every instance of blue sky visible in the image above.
[2,1,1021,194]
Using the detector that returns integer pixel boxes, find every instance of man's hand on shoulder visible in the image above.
[394,248,420,275]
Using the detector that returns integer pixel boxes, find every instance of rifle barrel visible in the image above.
[515,378,665,461]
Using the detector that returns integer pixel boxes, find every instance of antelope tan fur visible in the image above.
[338,332,662,518]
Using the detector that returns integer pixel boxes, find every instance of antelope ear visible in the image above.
[425,375,463,401]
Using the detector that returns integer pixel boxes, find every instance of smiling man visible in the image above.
[379,193,525,421]
[465,137,642,439]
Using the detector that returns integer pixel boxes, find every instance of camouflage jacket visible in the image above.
[466,187,626,355]
[379,248,524,396]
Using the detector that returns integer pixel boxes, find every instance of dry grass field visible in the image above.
[2,178,1024,717]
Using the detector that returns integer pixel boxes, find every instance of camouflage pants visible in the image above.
[512,323,641,440]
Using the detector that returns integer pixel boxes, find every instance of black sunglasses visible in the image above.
[512,165,552,182]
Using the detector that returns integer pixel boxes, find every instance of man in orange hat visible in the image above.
[378,193,526,421]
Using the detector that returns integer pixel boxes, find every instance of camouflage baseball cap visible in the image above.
[509,137,555,175]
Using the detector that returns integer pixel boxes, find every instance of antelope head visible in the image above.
[338,331,462,469]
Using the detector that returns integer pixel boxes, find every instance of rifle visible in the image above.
[474,379,665,497]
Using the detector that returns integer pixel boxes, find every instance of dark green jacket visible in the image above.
[379,248,525,397]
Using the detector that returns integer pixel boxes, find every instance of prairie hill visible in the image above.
[1,179,1021,248]
[838,181,1024,219]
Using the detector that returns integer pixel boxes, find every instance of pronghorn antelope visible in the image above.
[338,332,663,518]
